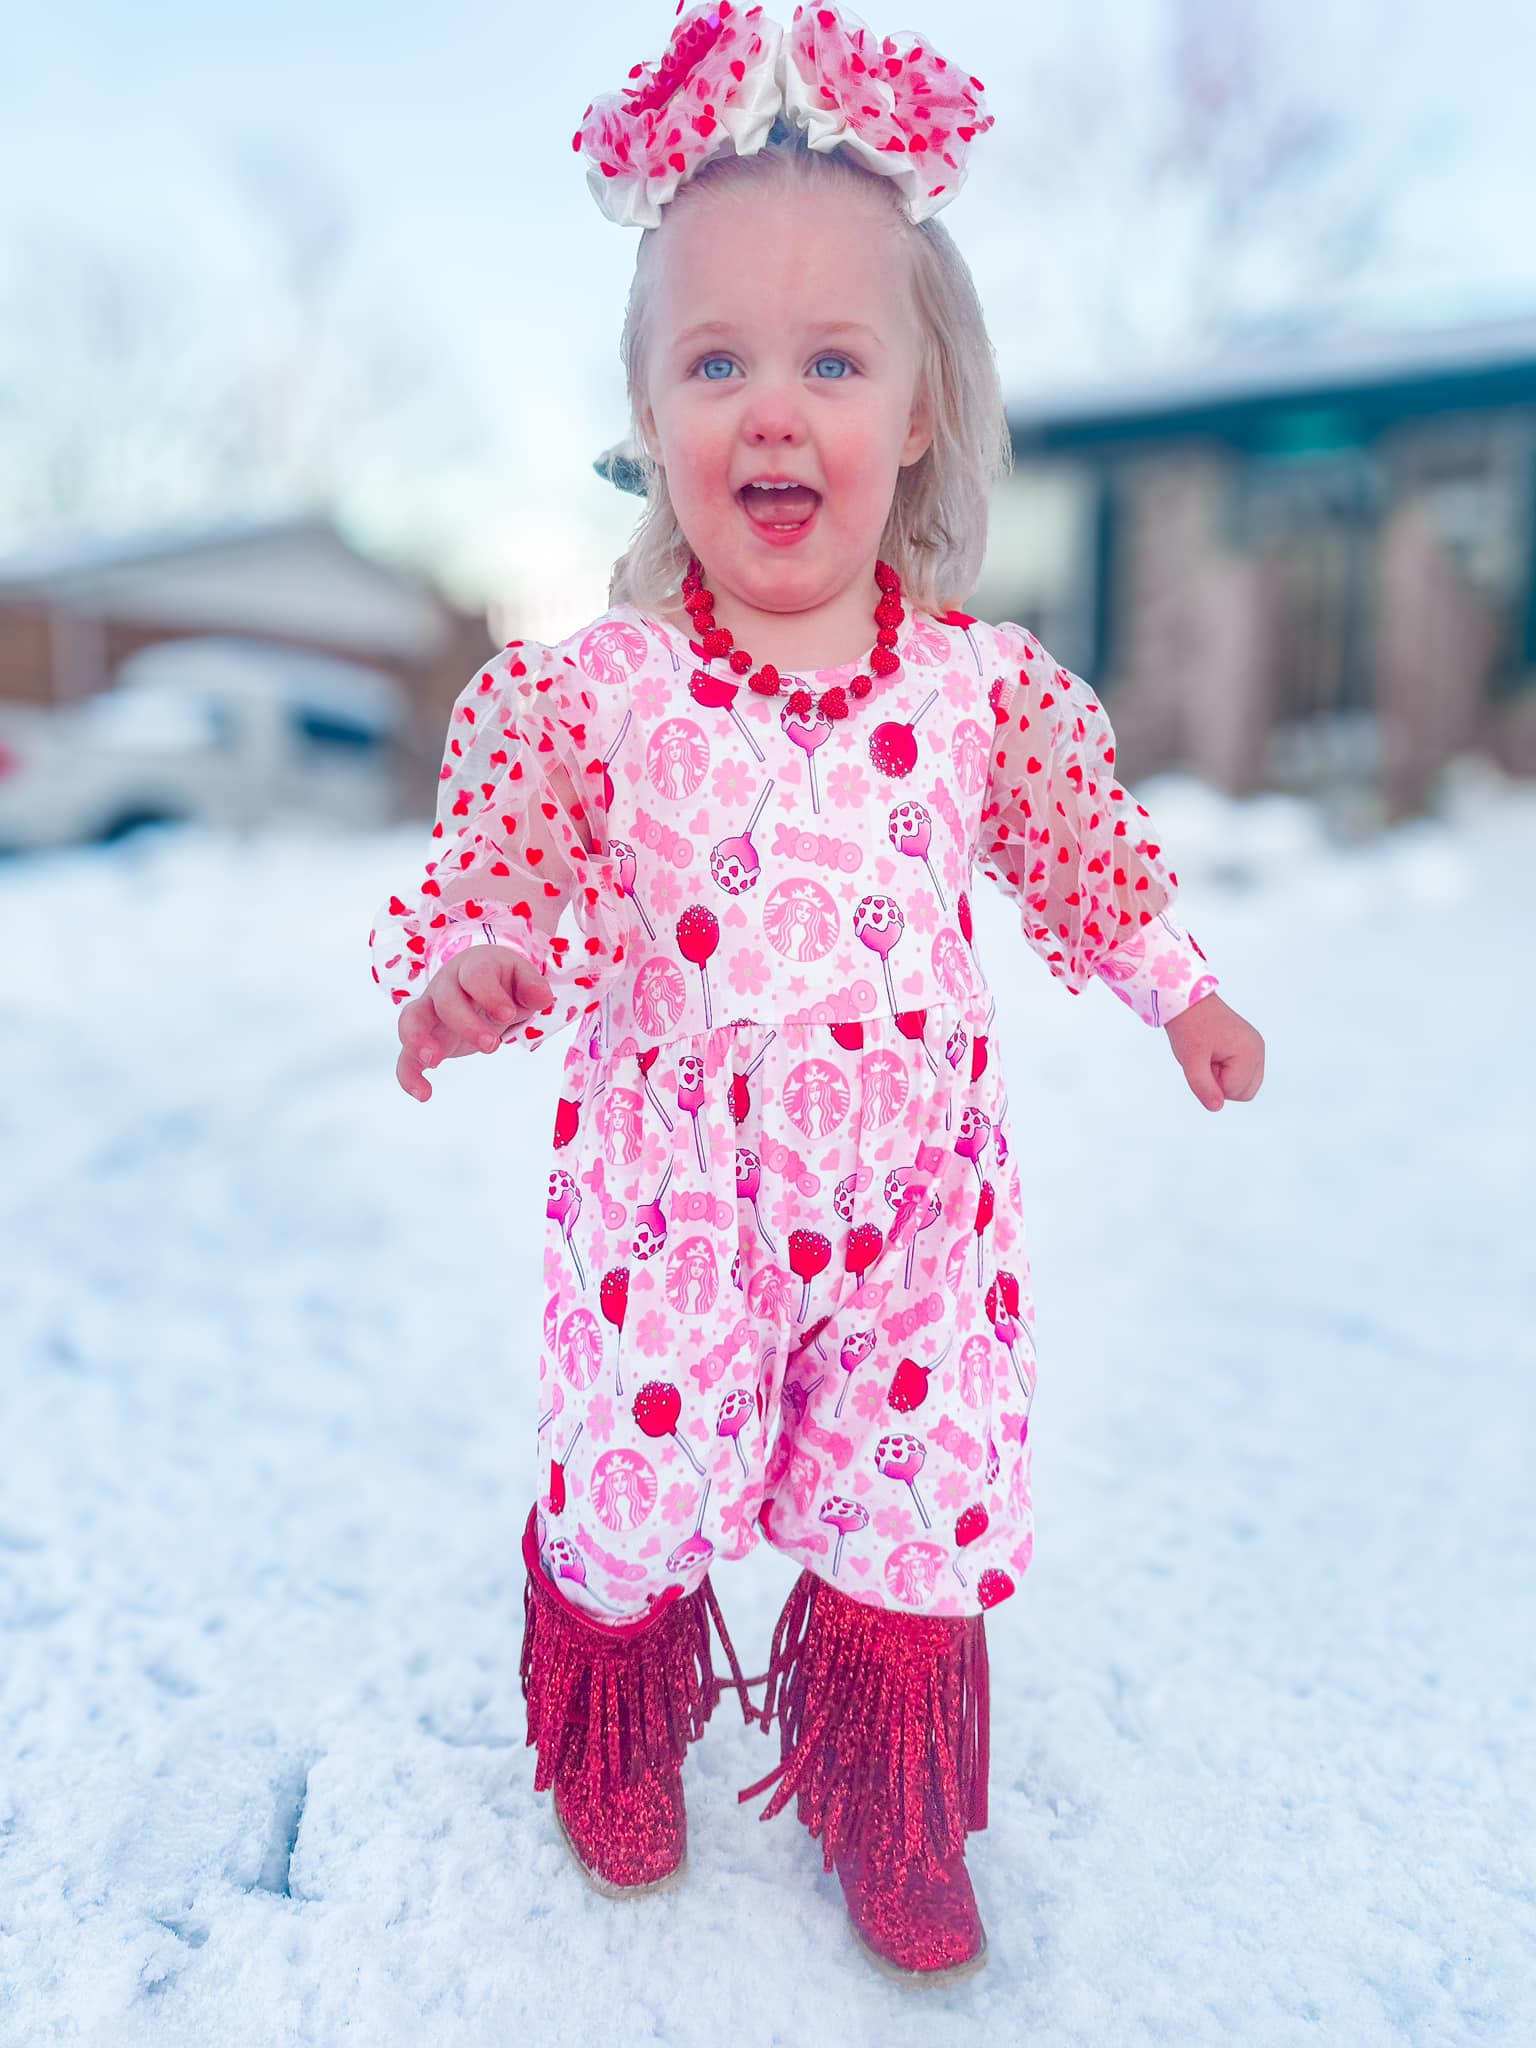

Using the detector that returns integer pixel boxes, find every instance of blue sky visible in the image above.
[4,0,1533,624]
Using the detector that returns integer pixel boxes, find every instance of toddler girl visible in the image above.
[369,1,1265,1986]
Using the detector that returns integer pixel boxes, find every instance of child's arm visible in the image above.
[976,622,1219,1030]
[368,641,628,1085]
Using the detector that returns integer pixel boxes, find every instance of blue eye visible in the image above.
[698,355,733,380]
[814,355,853,378]
[690,353,858,380]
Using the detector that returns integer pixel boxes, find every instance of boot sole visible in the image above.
[851,1921,989,1985]
[552,1796,687,1899]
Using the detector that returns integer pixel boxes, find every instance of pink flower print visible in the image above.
[873,1503,915,1542]
[544,1246,565,1290]
[636,1307,670,1358]
[769,1184,803,1239]
[662,1481,694,1523]
[728,947,771,999]
[634,673,670,720]
[902,1089,936,1143]
[941,670,974,712]
[1153,949,1192,993]
[587,1393,615,1444]
[712,757,753,807]
[641,1128,669,1181]
[827,760,870,810]
[906,889,939,937]
[852,1378,887,1423]
[935,1470,970,1512]
[649,868,682,918]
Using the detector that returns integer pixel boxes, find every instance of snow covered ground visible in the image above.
[2,760,1532,2047]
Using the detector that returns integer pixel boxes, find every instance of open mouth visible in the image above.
[737,482,822,531]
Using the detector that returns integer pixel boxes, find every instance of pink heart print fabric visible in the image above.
[370,602,1220,1620]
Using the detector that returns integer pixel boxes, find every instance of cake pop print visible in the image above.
[973,1178,995,1287]
[736,1147,777,1253]
[716,1388,754,1477]
[887,1331,954,1415]
[986,1268,1036,1400]
[819,1494,869,1576]
[634,1044,675,1131]
[895,1006,942,1078]
[710,777,776,894]
[869,687,940,780]
[540,1530,623,1613]
[600,1265,629,1396]
[834,1329,876,1418]
[727,1032,776,1123]
[887,800,948,911]
[853,893,905,1016]
[633,1379,709,1478]
[677,1052,709,1172]
[951,1502,988,1588]
[955,1106,992,1186]
[788,1228,831,1319]
[547,1168,585,1288]
[882,1165,942,1288]
[780,692,831,814]
[596,706,632,816]
[632,1159,674,1262]
[977,1567,1015,1609]
[874,1430,931,1529]
[553,1096,580,1151]
[548,1420,583,1515]
[689,664,765,762]
[676,903,720,1028]
[609,839,655,940]
[667,1530,716,1577]
[844,1220,883,1291]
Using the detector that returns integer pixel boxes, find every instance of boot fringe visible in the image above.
[736,1569,990,1879]
[519,1503,762,1803]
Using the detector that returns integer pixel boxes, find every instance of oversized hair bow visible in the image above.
[572,1,995,230]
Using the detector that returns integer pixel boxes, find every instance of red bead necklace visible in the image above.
[679,555,904,724]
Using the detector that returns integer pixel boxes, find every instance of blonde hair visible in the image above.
[605,118,1013,619]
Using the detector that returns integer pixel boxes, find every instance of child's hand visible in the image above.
[394,945,554,1103]
[1164,992,1264,1111]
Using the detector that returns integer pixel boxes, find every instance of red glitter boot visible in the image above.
[736,1570,990,1982]
[519,1503,764,1897]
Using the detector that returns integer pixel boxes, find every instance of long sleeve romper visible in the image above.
[369,601,1220,1623]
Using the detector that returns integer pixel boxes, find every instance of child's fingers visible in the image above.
[432,968,509,1055]
[460,948,551,1028]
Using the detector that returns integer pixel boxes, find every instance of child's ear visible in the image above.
[636,401,661,464]
[901,382,934,466]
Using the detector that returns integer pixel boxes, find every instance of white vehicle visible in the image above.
[0,635,412,852]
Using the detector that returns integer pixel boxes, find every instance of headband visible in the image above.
[573,2,994,231]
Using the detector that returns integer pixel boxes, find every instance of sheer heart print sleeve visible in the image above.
[976,622,1220,1028]
[368,641,631,1048]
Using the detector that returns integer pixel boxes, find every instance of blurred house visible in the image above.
[973,316,1536,823]
[0,514,495,797]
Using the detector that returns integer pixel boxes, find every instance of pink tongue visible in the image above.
[743,485,819,524]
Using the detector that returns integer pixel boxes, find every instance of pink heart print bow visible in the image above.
[573,1,995,229]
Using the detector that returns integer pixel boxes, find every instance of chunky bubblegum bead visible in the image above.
[756,663,780,689]
[787,689,814,716]
[820,687,850,720]
[876,596,904,628]
[875,562,899,592]
[747,670,782,695]
[729,647,752,674]
[876,625,899,648]
[870,646,901,676]
[701,626,733,656]
[850,675,875,698]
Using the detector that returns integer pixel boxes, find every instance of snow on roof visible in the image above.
[0,512,454,661]
[1009,313,1536,430]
